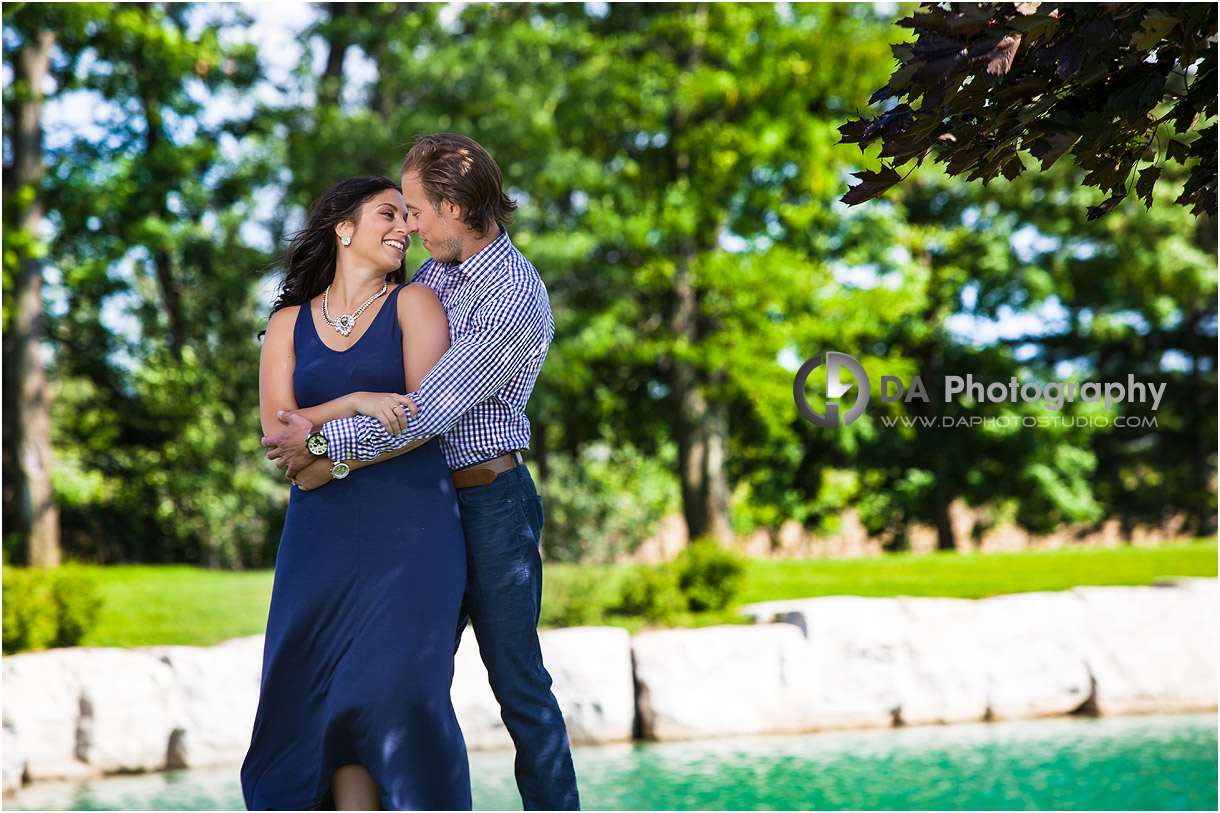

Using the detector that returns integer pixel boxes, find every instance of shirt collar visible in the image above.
[433,228,511,283]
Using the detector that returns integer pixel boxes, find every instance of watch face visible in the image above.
[331,462,350,479]
[307,434,328,456]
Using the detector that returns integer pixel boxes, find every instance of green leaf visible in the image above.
[1131,11,1180,51]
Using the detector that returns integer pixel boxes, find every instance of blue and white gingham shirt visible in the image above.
[321,229,554,470]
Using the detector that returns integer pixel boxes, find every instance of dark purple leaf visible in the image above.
[911,34,969,62]
[1051,38,1083,81]
[944,4,994,36]
[1104,68,1168,121]
[997,79,1051,102]
[878,138,931,165]
[868,85,893,106]
[841,166,903,206]
[1082,162,1125,192]
[887,63,919,94]
[916,52,971,88]
[1086,194,1125,221]
[1078,17,1117,46]
[1001,154,1026,181]
[982,33,1022,82]
[1009,13,1060,48]
[838,117,875,144]
[1028,131,1079,170]
[1166,137,1190,164]
[1135,165,1161,208]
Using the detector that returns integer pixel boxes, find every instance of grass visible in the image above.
[22,539,1219,649]
[79,565,274,648]
[733,540,1220,602]
[539,539,1219,633]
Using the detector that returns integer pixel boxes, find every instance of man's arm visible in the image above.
[290,437,431,491]
[321,282,550,461]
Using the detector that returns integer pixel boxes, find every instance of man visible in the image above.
[263,133,580,811]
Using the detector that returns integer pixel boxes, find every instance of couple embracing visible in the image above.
[240,134,580,811]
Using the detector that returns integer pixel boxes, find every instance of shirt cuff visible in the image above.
[322,416,360,462]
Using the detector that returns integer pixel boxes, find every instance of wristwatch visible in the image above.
[306,430,328,457]
[330,461,350,480]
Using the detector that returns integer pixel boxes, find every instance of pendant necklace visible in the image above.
[322,280,387,337]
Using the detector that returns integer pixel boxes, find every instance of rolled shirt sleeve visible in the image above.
[322,280,550,463]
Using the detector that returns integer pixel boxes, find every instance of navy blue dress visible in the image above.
[242,285,471,811]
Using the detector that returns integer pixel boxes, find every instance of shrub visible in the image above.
[2,565,103,654]
[540,568,611,628]
[616,565,685,623]
[540,443,681,563]
[674,538,747,612]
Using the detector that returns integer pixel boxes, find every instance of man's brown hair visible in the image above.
[400,133,517,238]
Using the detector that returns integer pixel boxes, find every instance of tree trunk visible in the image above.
[669,258,732,544]
[368,4,407,118]
[1188,309,1217,536]
[3,29,60,566]
[665,2,731,545]
[131,9,185,357]
[320,3,355,110]
[934,494,955,552]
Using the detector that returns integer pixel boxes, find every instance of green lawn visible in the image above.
[734,541,1220,602]
[541,539,1220,633]
[43,539,1220,648]
[80,566,275,648]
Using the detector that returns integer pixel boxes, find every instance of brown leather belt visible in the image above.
[451,451,523,489]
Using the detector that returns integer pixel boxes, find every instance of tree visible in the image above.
[2,12,59,565]
[839,3,1218,219]
[268,3,906,548]
[5,2,280,567]
[480,3,902,544]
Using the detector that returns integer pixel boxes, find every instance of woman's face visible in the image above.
[339,189,409,273]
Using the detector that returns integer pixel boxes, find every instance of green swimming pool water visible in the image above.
[7,713,1217,811]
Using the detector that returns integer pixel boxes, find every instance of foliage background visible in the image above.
[3,2,1216,570]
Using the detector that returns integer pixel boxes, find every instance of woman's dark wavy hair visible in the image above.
[264,176,405,329]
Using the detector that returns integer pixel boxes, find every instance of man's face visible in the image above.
[402,172,465,265]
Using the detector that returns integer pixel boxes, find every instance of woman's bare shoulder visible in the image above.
[265,305,302,338]
[397,282,444,316]
[399,282,441,305]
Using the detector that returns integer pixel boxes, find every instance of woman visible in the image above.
[241,176,470,811]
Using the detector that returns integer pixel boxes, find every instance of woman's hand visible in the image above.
[346,391,417,434]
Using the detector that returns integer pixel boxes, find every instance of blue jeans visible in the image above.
[455,462,580,810]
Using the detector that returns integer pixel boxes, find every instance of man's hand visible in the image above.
[292,458,333,491]
[263,410,315,478]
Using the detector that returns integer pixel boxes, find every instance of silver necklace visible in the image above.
[322,280,387,337]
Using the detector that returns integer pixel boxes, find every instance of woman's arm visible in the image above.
[400,282,451,391]
[282,285,451,491]
[260,302,413,436]
[259,306,302,438]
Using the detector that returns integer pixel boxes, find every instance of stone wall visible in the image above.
[4,579,1215,794]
